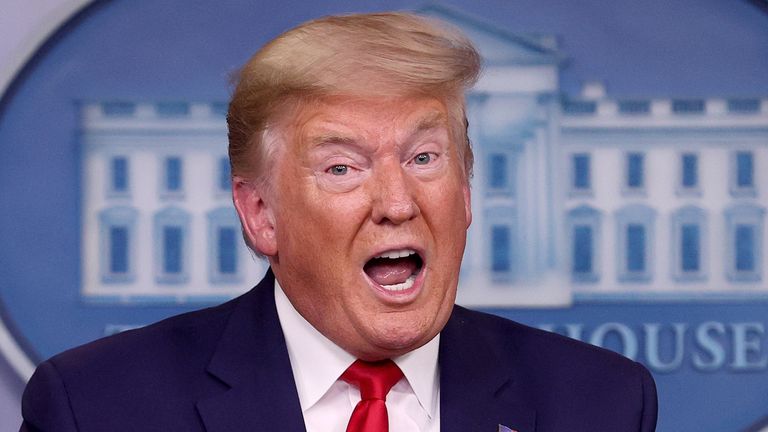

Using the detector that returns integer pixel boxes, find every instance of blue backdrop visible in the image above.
[1,1,767,430]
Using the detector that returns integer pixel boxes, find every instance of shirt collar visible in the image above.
[274,280,440,419]
[392,330,440,419]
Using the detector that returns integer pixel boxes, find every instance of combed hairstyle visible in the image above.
[227,12,482,183]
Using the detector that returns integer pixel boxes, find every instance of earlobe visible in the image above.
[232,176,278,256]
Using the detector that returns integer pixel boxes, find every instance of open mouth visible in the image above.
[363,249,424,292]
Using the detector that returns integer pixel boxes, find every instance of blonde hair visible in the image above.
[227,12,481,182]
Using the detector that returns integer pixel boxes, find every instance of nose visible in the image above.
[370,165,420,225]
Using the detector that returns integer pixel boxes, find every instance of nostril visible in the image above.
[372,198,419,225]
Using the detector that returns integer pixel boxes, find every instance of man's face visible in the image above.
[241,96,471,360]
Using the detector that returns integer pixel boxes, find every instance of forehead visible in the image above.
[287,96,451,144]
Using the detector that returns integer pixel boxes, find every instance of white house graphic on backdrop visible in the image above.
[80,101,268,304]
[79,5,768,306]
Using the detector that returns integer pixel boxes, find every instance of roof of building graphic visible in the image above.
[419,4,564,66]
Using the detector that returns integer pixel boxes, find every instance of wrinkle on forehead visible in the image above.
[298,100,451,152]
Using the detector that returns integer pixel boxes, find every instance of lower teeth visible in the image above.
[381,275,416,292]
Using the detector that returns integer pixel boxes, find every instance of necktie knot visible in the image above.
[341,359,403,401]
[341,359,403,432]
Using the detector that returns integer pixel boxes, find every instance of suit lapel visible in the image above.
[196,271,306,432]
[439,306,536,432]
[193,274,536,431]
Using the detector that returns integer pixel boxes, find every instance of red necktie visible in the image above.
[341,359,404,432]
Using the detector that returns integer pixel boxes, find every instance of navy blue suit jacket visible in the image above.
[21,271,657,431]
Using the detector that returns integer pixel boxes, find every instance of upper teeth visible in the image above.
[375,249,416,259]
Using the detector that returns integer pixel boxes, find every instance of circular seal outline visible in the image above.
[0,0,95,381]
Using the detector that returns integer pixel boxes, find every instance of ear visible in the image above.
[232,176,278,256]
[463,183,472,229]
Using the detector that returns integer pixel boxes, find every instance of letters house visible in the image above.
[78,6,768,306]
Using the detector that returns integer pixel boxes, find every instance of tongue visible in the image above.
[364,257,418,286]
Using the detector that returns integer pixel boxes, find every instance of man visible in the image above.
[21,12,657,432]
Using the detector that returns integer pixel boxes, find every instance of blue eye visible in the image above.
[414,153,432,165]
[329,165,348,175]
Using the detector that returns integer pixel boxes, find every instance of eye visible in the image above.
[414,153,432,165]
[328,164,348,175]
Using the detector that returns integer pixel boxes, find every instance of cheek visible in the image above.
[433,181,470,226]
[424,183,471,266]
[279,186,368,256]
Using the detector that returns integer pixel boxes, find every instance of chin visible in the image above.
[364,317,437,355]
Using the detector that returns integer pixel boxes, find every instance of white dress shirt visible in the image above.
[275,282,440,432]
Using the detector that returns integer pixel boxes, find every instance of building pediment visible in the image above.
[418,4,564,66]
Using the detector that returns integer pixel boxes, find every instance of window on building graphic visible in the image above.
[561,100,597,115]
[156,102,190,117]
[573,226,593,273]
[109,226,129,274]
[218,157,231,192]
[672,99,705,114]
[680,153,698,190]
[102,101,135,117]
[162,226,183,275]
[99,206,137,283]
[725,204,765,282]
[218,227,237,274]
[207,207,242,283]
[735,225,755,272]
[163,156,183,195]
[567,205,601,282]
[486,151,516,197]
[618,100,650,115]
[728,98,760,114]
[731,151,756,196]
[154,207,190,283]
[491,225,511,273]
[616,205,656,282]
[488,153,508,190]
[681,225,700,272]
[672,206,707,281]
[216,227,237,274]
[626,224,646,272]
[737,152,754,187]
[109,156,129,195]
[571,153,591,193]
[625,152,645,191]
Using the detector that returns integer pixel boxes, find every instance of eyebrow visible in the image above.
[309,134,358,148]
[307,110,449,149]
[410,111,449,136]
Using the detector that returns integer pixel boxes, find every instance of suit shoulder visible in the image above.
[46,291,244,375]
[446,307,657,429]
[22,284,275,430]
[448,307,658,429]
[451,305,647,376]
